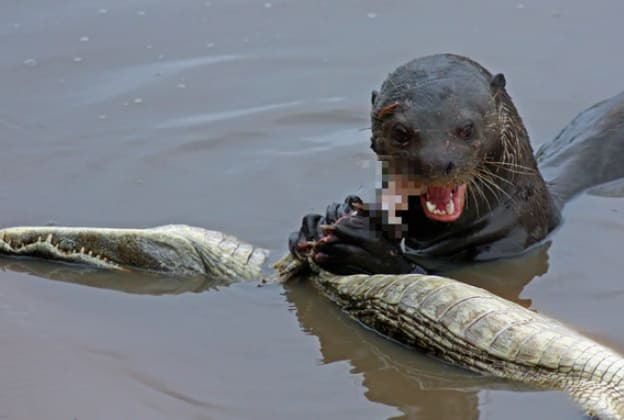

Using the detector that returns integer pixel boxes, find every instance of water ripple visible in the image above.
[158,100,303,129]
[79,54,251,105]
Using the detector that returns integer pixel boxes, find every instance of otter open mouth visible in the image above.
[420,184,467,222]
[380,171,468,224]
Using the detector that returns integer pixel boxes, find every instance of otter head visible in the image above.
[370,54,513,223]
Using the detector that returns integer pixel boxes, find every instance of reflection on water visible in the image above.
[0,256,233,295]
[285,278,482,419]
[447,241,552,307]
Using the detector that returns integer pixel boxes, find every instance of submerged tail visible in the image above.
[536,91,624,204]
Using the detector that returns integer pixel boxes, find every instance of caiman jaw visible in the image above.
[419,184,467,222]
[0,231,123,269]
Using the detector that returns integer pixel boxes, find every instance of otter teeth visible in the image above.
[446,200,455,214]
[425,200,449,215]
[425,189,456,215]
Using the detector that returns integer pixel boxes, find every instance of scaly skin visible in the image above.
[303,267,624,419]
[0,225,623,418]
[0,225,268,280]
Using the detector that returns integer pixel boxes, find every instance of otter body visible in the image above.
[371,55,560,262]
[291,54,624,274]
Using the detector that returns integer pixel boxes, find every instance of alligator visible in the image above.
[0,224,622,418]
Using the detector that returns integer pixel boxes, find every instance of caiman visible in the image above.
[0,224,623,419]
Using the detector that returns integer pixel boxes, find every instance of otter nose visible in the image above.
[411,142,461,179]
[413,155,456,178]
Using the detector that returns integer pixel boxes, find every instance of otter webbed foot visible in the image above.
[289,196,424,275]
[313,214,422,275]
[288,195,363,259]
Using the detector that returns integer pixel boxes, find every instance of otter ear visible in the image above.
[490,73,506,90]
[371,90,378,106]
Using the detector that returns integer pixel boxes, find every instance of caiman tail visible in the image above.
[300,266,624,419]
[0,225,621,418]
[537,91,624,205]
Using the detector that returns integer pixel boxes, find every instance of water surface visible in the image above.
[2,0,624,419]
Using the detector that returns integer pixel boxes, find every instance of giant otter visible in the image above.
[290,54,624,275]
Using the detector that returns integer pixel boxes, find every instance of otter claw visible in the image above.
[350,202,365,213]
[297,240,316,249]
[319,224,337,232]
[319,232,342,245]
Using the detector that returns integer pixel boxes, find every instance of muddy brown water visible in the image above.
[2,1,624,419]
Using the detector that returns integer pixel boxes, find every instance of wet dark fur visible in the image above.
[369,54,624,265]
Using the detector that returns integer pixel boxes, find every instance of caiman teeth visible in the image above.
[0,231,121,270]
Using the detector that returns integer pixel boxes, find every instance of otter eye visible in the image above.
[391,124,411,146]
[456,121,474,141]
